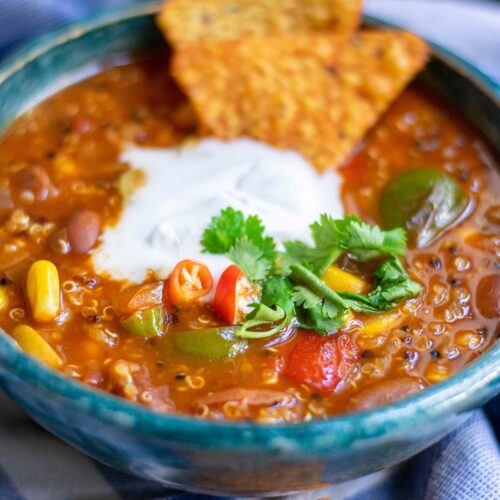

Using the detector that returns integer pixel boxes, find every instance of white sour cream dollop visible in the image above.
[92,138,344,283]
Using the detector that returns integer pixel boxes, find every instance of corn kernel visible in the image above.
[426,361,450,383]
[0,287,8,312]
[118,168,145,199]
[54,154,77,176]
[361,312,401,337]
[323,265,368,294]
[12,324,62,368]
[455,331,482,350]
[26,260,60,322]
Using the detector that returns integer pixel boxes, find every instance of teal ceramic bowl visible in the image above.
[0,2,498,496]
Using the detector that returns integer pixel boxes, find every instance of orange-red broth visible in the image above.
[0,56,498,422]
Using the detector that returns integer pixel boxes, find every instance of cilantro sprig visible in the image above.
[201,207,276,280]
[340,256,422,313]
[284,214,406,275]
[201,208,420,338]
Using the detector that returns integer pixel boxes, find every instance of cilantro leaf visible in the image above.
[337,218,406,261]
[289,265,349,335]
[366,256,421,308]
[228,236,273,281]
[283,214,348,274]
[289,264,348,309]
[340,256,421,313]
[244,215,276,260]
[236,276,295,338]
[201,207,245,254]
[201,208,277,281]
[261,276,295,315]
[284,214,407,275]
[237,304,287,339]
[322,299,344,320]
[295,299,346,335]
[310,214,355,248]
[283,240,341,276]
[292,285,322,309]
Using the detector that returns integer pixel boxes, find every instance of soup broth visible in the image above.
[0,55,498,422]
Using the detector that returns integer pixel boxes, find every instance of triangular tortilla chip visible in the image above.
[172,31,429,170]
[158,0,362,49]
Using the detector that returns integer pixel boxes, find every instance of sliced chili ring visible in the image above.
[212,264,260,325]
[165,259,213,306]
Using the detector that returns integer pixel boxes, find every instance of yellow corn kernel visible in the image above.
[426,361,450,383]
[361,312,401,337]
[323,265,368,294]
[12,325,62,368]
[54,154,77,176]
[454,331,482,350]
[26,260,60,322]
[118,168,146,199]
[0,287,8,311]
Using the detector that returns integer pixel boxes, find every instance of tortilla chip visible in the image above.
[172,31,429,170]
[158,0,362,48]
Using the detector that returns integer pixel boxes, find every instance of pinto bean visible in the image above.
[0,186,13,213]
[476,274,500,319]
[66,209,101,254]
[19,166,58,201]
[348,377,424,412]
[195,388,292,408]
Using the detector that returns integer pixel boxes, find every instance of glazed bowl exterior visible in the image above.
[0,2,498,496]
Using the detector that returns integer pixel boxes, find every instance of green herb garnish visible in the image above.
[201,208,276,280]
[201,208,420,338]
[340,256,421,313]
[284,214,406,275]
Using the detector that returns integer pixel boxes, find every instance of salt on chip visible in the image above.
[158,0,362,48]
[172,31,429,171]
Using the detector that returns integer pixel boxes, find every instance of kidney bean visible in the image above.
[66,209,101,254]
[195,388,290,407]
[348,377,423,412]
[476,274,500,319]
[20,166,58,201]
[0,186,13,213]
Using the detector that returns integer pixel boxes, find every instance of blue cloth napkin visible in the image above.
[0,1,499,499]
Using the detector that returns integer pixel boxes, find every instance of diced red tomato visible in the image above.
[212,265,245,324]
[165,259,213,306]
[115,281,163,319]
[284,331,359,394]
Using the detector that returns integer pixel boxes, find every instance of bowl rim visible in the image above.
[0,0,498,450]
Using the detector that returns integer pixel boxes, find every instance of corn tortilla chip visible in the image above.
[158,0,362,48]
[172,31,429,170]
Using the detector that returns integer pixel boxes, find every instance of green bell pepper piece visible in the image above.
[121,306,165,338]
[174,327,247,360]
[380,168,466,248]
